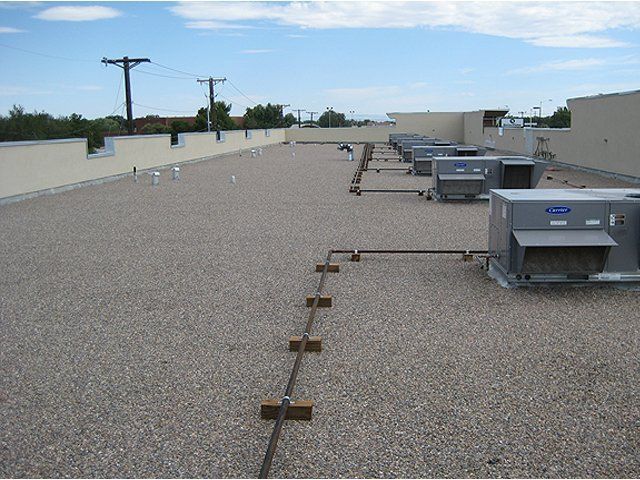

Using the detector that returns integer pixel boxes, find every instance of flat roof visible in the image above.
[1,144,638,477]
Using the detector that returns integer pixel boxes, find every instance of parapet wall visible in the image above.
[0,129,285,201]
[465,90,640,180]
[284,127,393,144]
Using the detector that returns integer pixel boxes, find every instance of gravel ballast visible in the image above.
[1,143,638,478]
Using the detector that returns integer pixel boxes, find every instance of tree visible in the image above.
[317,110,348,128]
[141,123,171,134]
[545,107,571,128]
[194,101,237,131]
[283,113,297,128]
[243,103,289,129]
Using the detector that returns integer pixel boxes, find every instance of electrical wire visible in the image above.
[0,42,96,63]
[133,68,194,80]
[112,71,124,114]
[149,61,205,79]
[226,78,258,105]
[133,102,196,114]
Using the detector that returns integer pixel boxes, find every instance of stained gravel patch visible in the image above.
[1,143,638,478]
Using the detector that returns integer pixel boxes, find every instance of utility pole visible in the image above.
[307,111,318,124]
[292,108,306,127]
[326,106,333,128]
[102,56,151,135]
[275,104,290,126]
[197,77,226,132]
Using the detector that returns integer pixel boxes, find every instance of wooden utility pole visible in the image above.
[293,108,306,127]
[197,77,226,132]
[101,56,151,135]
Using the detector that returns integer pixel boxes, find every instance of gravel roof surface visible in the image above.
[1,143,638,478]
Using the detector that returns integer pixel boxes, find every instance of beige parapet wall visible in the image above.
[466,90,640,180]
[0,129,285,200]
[388,112,465,142]
[284,127,393,143]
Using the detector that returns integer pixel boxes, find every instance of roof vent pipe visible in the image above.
[171,166,180,181]
[151,171,160,186]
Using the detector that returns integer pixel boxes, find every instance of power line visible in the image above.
[226,79,258,106]
[150,61,205,79]
[133,102,196,114]
[133,68,194,80]
[0,42,96,63]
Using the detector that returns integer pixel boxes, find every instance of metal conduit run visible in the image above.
[351,143,429,196]
[259,248,490,478]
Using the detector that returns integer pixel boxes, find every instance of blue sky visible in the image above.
[1,1,639,121]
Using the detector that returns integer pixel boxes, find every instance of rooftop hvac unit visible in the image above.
[432,156,547,200]
[488,189,640,285]
[412,145,487,175]
[391,134,422,151]
[396,136,430,155]
[399,139,434,161]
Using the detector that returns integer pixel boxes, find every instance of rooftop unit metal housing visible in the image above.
[390,134,422,151]
[412,145,487,175]
[399,138,434,161]
[489,188,640,285]
[432,156,547,200]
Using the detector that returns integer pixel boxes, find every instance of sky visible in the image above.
[0,1,639,121]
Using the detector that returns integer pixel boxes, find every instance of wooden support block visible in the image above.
[260,399,313,420]
[462,253,473,262]
[306,295,332,307]
[351,253,361,262]
[289,335,322,352]
[315,262,340,272]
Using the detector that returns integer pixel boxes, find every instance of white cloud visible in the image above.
[0,85,52,96]
[509,58,608,74]
[287,34,307,38]
[35,6,122,22]
[0,26,25,33]
[185,20,253,30]
[240,49,273,54]
[529,35,630,48]
[508,55,640,74]
[170,1,640,48]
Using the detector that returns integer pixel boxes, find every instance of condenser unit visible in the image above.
[392,134,423,152]
[400,138,434,162]
[412,145,487,175]
[488,189,640,285]
[397,137,433,158]
[432,156,547,200]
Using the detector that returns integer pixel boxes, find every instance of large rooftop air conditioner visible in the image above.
[412,145,487,175]
[391,134,423,151]
[488,189,640,285]
[399,139,433,161]
[432,156,547,200]
[397,136,430,156]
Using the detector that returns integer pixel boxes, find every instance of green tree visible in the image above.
[194,101,237,131]
[317,110,347,128]
[243,103,289,129]
[141,123,172,134]
[545,107,571,128]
